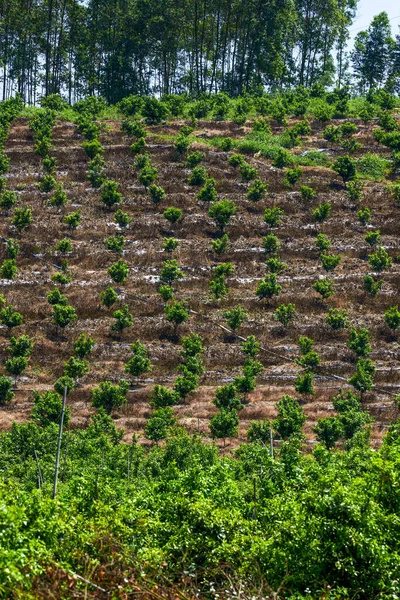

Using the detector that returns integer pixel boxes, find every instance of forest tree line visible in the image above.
[0,1,400,105]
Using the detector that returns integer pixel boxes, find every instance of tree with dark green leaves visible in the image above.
[352,12,395,91]
[273,395,306,439]
[91,380,129,414]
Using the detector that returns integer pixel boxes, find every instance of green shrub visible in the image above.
[213,384,242,411]
[130,138,146,154]
[32,390,71,426]
[368,247,392,272]
[101,180,122,207]
[91,380,129,414]
[219,137,234,151]
[160,259,184,284]
[125,341,152,378]
[332,155,356,182]
[100,286,119,308]
[150,385,179,408]
[149,184,166,205]
[210,409,239,443]
[265,256,286,273]
[0,259,18,280]
[326,308,349,330]
[121,118,146,138]
[52,304,77,329]
[264,206,284,227]
[5,238,19,259]
[197,178,217,202]
[315,233,330,254]
[49,183,68,207]
[158,285,174,302]
[112,304,133,332]
[357,207,370,225]
[228,153,245,168]
[239,162,258,181]
[34,137,54,158]
[223,306,248,331]
[42,156,57,175]
[384,306,400,330]
[247,178,267,202]
[188,166,207,186]
[263,233,280,253]
[365,231,380,246]
[163,206,182,225]
[142,97,169,123]
[321,253,341,272]
[272,147,293,168]
[284,167,303,187]
[0,151,10,174]
[323,124,341,142]
[174,134,191,156]
[82,139,103,159]
[273,395,306,439]
[114,209,132,227]
[208,199,236,230]
[74,333,95,358]
[313,277,333,299]
[363,275,383,297]
[295,371,315,395]
[313,101,334,122]
[145,407,177,442]
[47,288,68,305]
[0,190,17,211]
[64,210,81,229]
[105,235,125,253]
[348,358,376,393]
[345,180,363,202]
[88,154,106,188]
[163,237,179,252]
[313,416,344,448]
[64,357,90,380]
[377,112,398,131]
[13,207,33,229]
[164,301,189,326]
[255,273,282,299]
[39,174,56,193]
[108,259,129,283]
[274,303,296,327]
[300,185,316,201]
[186,151,204,168]
[139,165,157,188]
[312,202,331,222]
[347,328,372,357]
[358,101,375,122]
[211,233,229,254]
[0,375,14,405]
[0,305,23,328]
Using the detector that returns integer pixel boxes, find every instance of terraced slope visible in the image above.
[1,117,399,446]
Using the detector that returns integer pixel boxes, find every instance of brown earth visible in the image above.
[0,116,399,448]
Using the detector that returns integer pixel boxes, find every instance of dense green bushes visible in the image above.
[0,420,400,597]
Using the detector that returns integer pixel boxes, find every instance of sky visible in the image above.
[349,0,400,47]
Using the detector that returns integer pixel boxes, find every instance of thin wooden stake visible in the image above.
[52,386,67,499]
[270,426,274,459]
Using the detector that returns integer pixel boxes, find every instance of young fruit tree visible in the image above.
[209,408,239,446]
[91,380,130,414]
[145,407,177,443]
[124,341,152,380]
